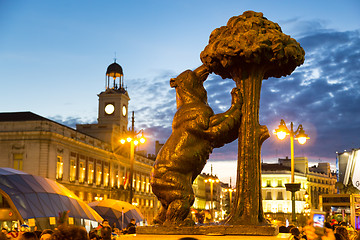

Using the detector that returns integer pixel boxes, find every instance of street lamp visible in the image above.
[205,175,219,222]
[303,191,311,216]
[120,112,146,205]
[224,188,236,213]
[273,119,309,223]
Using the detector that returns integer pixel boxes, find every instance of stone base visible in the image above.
[137,224,279,236]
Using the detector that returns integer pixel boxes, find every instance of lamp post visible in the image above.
[274,119,309,223]
[303,191,311,217]
[120,111,146,205]
[225,188,236,213]
[205,172,220,222]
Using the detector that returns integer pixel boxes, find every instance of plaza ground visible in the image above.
[118,233,291,239]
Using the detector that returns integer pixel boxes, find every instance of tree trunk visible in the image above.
[226,66,270,225]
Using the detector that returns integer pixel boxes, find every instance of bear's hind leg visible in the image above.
[164,198,193,226]
[152,204,167,225]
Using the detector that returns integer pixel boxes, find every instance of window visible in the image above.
[146,177,150,193]
[56,156,63,180]
[79,162,85,183]
[112,164,118,188]
[88,163,94,184]
[277,191,283,200]
[266,180,271,187]
[141,176,145,192]
[278,204,283,212]
[13,153,23,170]
[266,191,272,200]
[119,168,125,186]
[69,159,76,182]
[96,165,102,186]
[136,175,140,192]
[277,180,283,187]
[104,167,109,187]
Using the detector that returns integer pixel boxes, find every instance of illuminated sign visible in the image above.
[352,149,360,191]
[341,149,360,191]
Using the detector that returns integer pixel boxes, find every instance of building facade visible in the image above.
[0,62,159,223]
[261,157,337,223]
[191,173,232,223]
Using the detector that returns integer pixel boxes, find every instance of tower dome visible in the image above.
[106,62,123,78]
[105,60,124,90]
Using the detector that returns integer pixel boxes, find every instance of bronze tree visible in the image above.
[200,11,305,225]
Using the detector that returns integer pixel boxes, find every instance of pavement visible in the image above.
[116,233,292,239]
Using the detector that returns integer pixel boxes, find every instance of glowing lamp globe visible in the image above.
[276,131,287,140]
[295,128,309,145]
[297,137,307,145]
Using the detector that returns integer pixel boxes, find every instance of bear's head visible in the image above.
[170,65,209,109]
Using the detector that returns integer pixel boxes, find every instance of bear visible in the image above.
[150,64,242,225]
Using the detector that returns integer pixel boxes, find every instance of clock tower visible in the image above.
[98,60,129,132]
[76,61,130,143]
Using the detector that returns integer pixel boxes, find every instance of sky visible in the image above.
[1,0,360,184]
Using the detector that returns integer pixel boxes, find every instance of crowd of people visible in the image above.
[283,220,360,240]
[0,219,137,240]
[1,217,359,239]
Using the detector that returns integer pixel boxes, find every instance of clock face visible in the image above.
[105,103,115,115]
[122,105,127,117]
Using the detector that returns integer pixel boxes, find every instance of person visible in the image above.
[34,230,42,239]
[0,232,7,240]
[335,226,350,240]
[49,226,89,240]
[289,227,302,240]
[8,228,20,239]
[112,228,121,237]
[123,219,136,234]
[303,220,336,240]
[97,219,110,236]
[355,232,360,240]
[18,232,38,240]
[39,229,53,240]
[100,226,112,240]
[1,228,7,235]
[102,220,110,228]
[88,230,99,240]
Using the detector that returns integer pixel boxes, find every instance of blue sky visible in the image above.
[1,1,360,182]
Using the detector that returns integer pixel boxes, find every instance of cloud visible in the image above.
[259,29,360,164]
[59,23,360,169]
[49,115,96,129]
[136,27,360,165]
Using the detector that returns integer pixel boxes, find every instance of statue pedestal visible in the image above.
[137,224,279,236]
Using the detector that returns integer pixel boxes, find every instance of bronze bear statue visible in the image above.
[150,65,242,225]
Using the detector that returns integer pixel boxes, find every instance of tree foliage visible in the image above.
[200,11,305,80]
